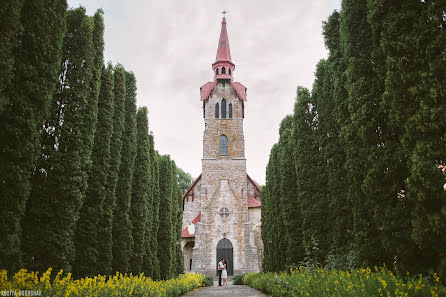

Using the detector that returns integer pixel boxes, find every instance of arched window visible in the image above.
[215,103,219,118]
[229,68,231,75]
[220,135,228,155]
[222,67,226,74]
[216,68,219,75]
[221,99,226,118]
[229,103,232,118]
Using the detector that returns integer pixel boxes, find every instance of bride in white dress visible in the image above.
[222,260,228,286]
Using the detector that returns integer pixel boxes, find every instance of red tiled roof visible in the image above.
[200,80,246,102]
[230,81,247,101]
[200,82,216,101]
[182,212,201,238]
[248,193,261,208]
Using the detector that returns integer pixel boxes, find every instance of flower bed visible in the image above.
[243,267,445,297]
[0,268,205,297]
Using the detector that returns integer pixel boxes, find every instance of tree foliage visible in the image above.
[0,4,191,280]
[262,0,446,280]
[21,6,101,273]
[0,0,66,272]
[112,71,137,274]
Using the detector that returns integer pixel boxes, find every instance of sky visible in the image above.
[67,0,342,185]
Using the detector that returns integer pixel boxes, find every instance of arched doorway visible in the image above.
[216,238,233,276]
[183,241,194,272]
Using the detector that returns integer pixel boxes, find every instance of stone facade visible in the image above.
[181,17,263,277]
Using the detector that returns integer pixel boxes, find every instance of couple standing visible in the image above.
[217,258,228,286]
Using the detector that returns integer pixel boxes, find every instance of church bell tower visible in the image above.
[181,16,262,277]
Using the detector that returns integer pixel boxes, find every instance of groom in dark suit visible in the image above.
[217,258,224,286]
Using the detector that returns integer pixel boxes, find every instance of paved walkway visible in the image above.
[182,280,268,297]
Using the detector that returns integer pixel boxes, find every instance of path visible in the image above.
[182,280,268,297]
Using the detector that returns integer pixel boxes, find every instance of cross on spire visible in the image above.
[221,9,227,19]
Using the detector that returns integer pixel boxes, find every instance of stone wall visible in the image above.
[182,178,201,229]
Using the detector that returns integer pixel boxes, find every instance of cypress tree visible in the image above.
[141,133,156,278]
[96,65,127,275]
[170,160,180,276]
[73,62,114,278]
[267,144,281,271]
[278,115,301,266]
[405,1,446,276]
[112,71,137,274]
[321,11,353,259]
[129,107,151,274]
[261,148,274,272]
[0,0,66,272]
[340,0,385,267]
[369,0,446,273]
[157,155,175,279]
[293,86,326,265]
[21,7,102,273]
[148,149,161,279]
[0,0,24,112]
[175,184,184,275]
[312,59,352,262]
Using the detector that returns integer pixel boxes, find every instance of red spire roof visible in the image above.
[215,18,232,63]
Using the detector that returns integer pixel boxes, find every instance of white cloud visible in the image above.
[68,0,342,185]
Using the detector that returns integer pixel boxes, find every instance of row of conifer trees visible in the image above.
[0,2,185,280]
[262,0,446,278]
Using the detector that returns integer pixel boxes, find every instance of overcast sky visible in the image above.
[67,0,341,185]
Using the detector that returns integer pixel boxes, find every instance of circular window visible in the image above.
[219,207,230,218]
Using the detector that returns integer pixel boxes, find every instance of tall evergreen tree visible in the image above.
[175,184,184,276]
[312,59,353,262]
[145,141,161,279]
[141,133,154,278]
[321,11,353,258]
[267,144,282,271]
[170,160,181,276]
[21,6,101,273]
[294,86,327,265]
[157,155,175,279]
[405,1,446,276]
[129,107,151,274]
[363,0,419,272]
[112,71,137,274]
[96,65,127,275]
[0,0,66,272]
[261,146,275,272]
[0,0,24,112]
[278,115,301,266]
[73,62,114,278]
[340,0,385,267]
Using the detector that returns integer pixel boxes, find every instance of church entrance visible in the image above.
[183,241,194,272]
[216,238,233,276]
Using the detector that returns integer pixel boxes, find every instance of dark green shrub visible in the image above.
[202,276,214,287]
[232,273,247,285]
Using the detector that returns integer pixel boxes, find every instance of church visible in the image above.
[181,16,263,277]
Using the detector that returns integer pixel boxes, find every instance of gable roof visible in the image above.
[200,80,247,102]
[182,174,202,199]
[247,174,261,193]
[248,193,261,208]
